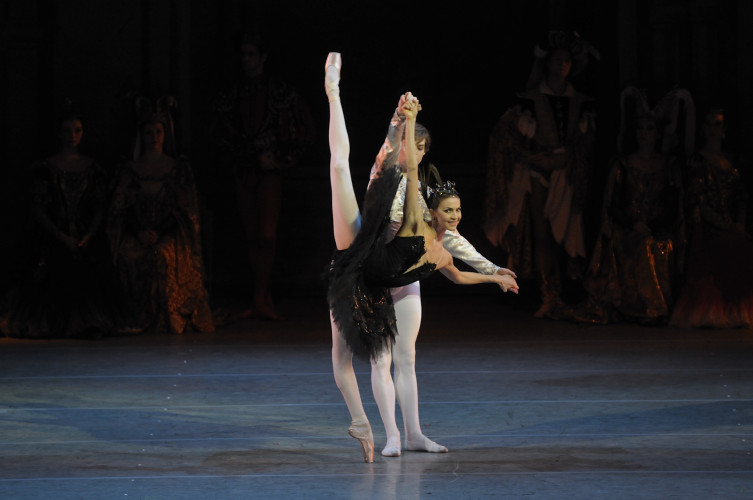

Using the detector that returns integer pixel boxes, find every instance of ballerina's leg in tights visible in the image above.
[325,52,374,463]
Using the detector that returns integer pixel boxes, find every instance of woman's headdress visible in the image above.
[526,30,600,89]
[128,92,179,159]
[617,86,695,158]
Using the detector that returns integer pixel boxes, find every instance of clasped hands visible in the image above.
[495,268,519,294]
[398,92,421,119]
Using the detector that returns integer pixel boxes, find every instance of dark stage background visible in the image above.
[2,0,752,303]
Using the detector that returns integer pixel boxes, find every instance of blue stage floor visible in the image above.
[1,295,752,499]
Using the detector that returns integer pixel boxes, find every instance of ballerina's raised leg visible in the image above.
[326,51,374,463]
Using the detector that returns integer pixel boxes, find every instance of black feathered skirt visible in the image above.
[325,166,434,361]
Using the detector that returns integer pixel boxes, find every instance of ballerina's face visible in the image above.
[430,196,461,232]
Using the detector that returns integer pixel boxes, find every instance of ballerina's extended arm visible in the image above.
[396,95,424,237]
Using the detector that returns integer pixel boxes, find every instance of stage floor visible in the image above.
[1,294,752,499]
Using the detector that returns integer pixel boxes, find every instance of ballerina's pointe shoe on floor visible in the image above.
[381,436,401,457]
[405,435,449,453]
[348,420,374,463]
[325,52,341,102]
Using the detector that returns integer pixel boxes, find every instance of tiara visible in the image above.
[426,180,459,201]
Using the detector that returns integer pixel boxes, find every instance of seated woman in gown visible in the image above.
[569,87,689,325]
[108,98,214,334]
[2,109,137,338]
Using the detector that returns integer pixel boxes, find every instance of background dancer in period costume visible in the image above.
[670,107,753,329]
[108,96,214,334]
[210,31,314,321]
[565,86,691,325]
[484,30,598,318]
[1,108,137,338]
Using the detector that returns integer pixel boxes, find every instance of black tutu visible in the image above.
[326,166,435,361]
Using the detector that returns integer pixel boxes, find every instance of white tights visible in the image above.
[331,312,367,424]
[328,82,369,428]
[371,283,420,446]
[371,282,446,454]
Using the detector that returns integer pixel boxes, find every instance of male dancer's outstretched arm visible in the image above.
[444,230,516,277]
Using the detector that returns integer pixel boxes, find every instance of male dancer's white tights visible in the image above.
[371,282,420,455]
[371,283,447,455]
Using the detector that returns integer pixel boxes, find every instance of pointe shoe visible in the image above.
[325,52,342,74]
[348,420,374,463]
[324,52,342,102]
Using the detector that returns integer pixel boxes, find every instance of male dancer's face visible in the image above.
[398,138,427,171]
[240,43,267,79]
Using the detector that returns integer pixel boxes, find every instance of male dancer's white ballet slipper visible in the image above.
[325,52,342,102]
[348,419,374,463]
[405,435,449,453]
[381,436,401,457]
